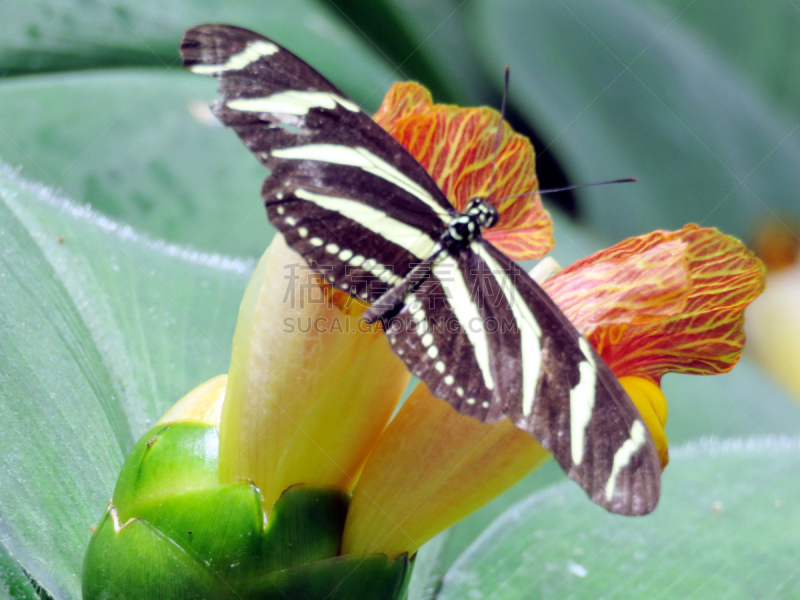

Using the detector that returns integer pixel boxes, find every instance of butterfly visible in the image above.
[180,24,661,515]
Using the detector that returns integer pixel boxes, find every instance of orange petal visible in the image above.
[219,236,410,514]
[543,236,692,342]
[373,82,553,261]
[341,384,550,559]
[547,225,765,380]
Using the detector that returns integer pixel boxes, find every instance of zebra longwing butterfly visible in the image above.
[180,24,661,515]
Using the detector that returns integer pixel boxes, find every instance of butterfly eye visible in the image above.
[483,204,499,229]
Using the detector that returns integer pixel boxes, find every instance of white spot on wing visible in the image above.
[605,420,648,502]
[416,319,428,337]
[190,40,278,74]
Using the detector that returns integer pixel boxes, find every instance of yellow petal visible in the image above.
[745,263,800,400]
[220,235,410,514]
[341,385,550,558]
[619,376,669,469]
[157,375,227,426]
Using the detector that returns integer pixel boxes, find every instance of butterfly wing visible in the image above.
[381,241,659,514]
[181,24,453,301]
[380,252,504,423]
[473,240,661,514]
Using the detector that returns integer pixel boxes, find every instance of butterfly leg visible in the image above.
[362,260,435,323]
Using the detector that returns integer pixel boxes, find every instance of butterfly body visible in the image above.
[181,24,661,515]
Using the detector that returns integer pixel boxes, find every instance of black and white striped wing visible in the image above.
[481,241,660,514]
[383,241,660,514]
[181,24,454,301]
[380,252,506,423]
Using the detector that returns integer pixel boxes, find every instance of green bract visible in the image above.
[83,421,411,600]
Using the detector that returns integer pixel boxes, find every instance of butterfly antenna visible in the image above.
[486,67,510,201]
[499,177,638,202]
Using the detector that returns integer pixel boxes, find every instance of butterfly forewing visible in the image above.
[181,23,661,516]
[182,24,455,302]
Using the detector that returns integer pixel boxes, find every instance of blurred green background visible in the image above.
[1,1,799,599]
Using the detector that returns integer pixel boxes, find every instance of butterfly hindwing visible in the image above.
[380,252,503,422]
[476,241,661,515]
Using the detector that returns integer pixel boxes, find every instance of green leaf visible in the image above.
[1,0,395,103]
[317,0,487,105]
[0,164,251,599]
[652,0,800,120]
[0,1,402,257]
[470,0,800,243]
[0,71,270,257]
[436,437,800,599]
[0,544,39,600]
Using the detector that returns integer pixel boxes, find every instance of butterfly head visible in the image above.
[465,197,500,230]
[442,198,499,249]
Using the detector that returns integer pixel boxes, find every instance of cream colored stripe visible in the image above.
[569,337,598,466]
[433,255,494,391]
[472,243,541,415]
[272,145,449,222]
[190,40,279,74]
[604,420,647,502]
[228,91,360,114]
[293,189,437,259]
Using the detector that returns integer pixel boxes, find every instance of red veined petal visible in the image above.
[545,225,766,381]
[374,82,553,260]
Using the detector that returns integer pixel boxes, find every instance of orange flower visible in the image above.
[214,82,765,560]
[339,84,765,557]
[374,82,552,261]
